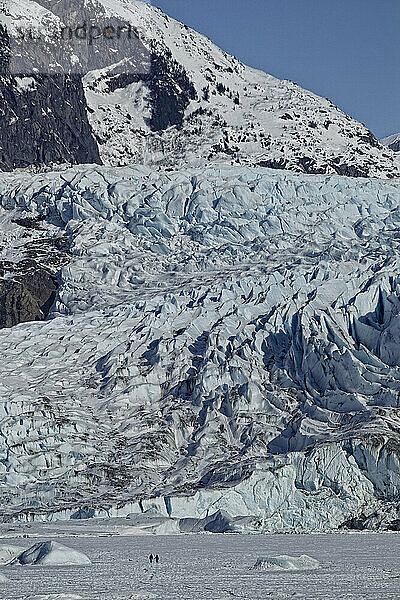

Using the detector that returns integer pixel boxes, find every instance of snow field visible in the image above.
[253,554,320,571]
[0,533,399,599]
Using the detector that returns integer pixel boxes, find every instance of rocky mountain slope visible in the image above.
[1,164,400,531]
[381,133,400,153]
[0,0,399,177]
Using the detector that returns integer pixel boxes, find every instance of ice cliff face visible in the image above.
[1,164,400,531]
[0,0,399,177]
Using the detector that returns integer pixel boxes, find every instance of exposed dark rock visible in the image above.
[0,25,10,75]
[70,507,96,520]
[330,163,369,178]
[12,216,46,230]
[104,71,142,94]
[257,156,374,178]
[387,519,400,531]
[388,139,400,153]
[0,231,69,329]
[256,158,288,170]
[0,280,43,328]
[257,156,326,174]
[297,156,326,174]
[0,73,102,171]
[340,514,368,530]
[357,130,381,149]
[103,47,197,132]
[0,25,101,171]
[17,264,58,314]
[0,265,58,329]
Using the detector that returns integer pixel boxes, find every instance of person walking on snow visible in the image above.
[149,554,154,565]
[155,554,159,564]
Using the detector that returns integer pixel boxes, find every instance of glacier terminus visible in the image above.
[1,164,400,534]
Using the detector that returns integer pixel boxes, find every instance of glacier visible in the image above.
[1,164,400,531]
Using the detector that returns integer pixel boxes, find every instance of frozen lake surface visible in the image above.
[0,532,400,599]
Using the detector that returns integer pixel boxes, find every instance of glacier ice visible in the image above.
[1,164,400,531]
[253,555,320,571]
[12,541,91,566]
[0,544,25,565]
[179,509,259,534]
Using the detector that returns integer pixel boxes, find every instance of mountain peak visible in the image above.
[381,132,400,153]
[0,0,398,176]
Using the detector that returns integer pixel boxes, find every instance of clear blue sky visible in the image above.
[154,0,399,139]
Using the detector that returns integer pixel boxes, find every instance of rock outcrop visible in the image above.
[1,1,399,176]
[0,23,101,171]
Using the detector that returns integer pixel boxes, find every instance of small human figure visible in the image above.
[149,554,154,565]
[155,554,159,564]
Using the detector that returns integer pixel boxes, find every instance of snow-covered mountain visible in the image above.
[381,133,400,153]
[2,0,400,533]
[1,163,400,531]
[0,0,399,177]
